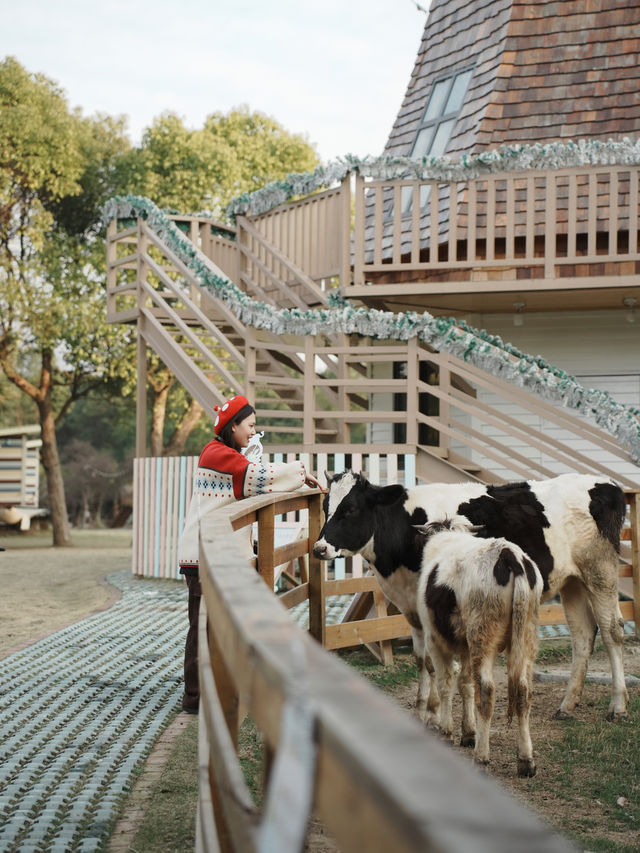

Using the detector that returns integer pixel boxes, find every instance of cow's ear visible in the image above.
[375,484,406,507]
[324,470,332,486]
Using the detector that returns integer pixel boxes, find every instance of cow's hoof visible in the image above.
[517,759,536,778]
[606,709,629,722]
[460,733,475,748]
[553,708,575,721]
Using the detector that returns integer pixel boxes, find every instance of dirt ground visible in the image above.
[385,643,640,849]
[0,527,132,659]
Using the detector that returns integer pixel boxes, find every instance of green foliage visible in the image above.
[130,106,318,220]
[0,56,83,204]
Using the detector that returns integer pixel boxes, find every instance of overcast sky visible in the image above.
[1,0,430,162]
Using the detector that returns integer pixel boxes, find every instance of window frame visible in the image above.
[401,66,474,215]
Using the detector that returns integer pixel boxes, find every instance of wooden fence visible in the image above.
[133,455,638,646]
[196,489,575,853]
[131,451,416,580]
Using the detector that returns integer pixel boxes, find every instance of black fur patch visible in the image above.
[458,482,553,592]
[588,482,626,551]
[410,507,428,525]
[425,565,457,645]
[493,548,523,586]
[522,556,538,590]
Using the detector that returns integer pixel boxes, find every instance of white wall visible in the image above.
[459,309,640,483]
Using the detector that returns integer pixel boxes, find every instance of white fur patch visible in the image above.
[327,471,359,518]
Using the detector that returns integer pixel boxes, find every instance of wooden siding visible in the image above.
[481,0,640,146]
[385,0,512,159]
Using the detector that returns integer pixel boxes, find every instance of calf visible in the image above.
[415,518,543,777]
[312,471,628,721]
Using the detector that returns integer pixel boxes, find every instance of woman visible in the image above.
[178,394,322,713]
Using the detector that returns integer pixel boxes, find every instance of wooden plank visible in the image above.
[539,603,565,625]
[325,614,411,649]
[198,604,257,852]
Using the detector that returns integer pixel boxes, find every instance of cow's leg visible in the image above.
[557,577,597,719]
[587,587,628,720]
[470,646,496,767]
[412,625,439,724]
[457,651,476,748]
[513,627,537,777]
[429,639,455,739]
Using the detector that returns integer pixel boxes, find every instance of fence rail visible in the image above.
[196,489,574,853]
[351,165,640,297]
[132,455,638,637]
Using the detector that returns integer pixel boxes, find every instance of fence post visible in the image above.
[406,338,418,447]
[304,335,315,447]
[136,221,148,459]
[340,174,352,291]
[257,502,276,592]
[308,491,326,645]
[353,174,365,288]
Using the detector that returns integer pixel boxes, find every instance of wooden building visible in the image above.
[106,0,640,494]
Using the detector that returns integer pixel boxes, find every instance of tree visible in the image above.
[128,107,319,452]
[0,57,133,545]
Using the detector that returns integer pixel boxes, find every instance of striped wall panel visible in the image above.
[131,452,416,578]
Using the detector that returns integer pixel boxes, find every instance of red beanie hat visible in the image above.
[214,395,251,435]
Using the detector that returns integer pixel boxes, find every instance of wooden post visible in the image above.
[257,502,276,592]
[438,354,452,454]
[136,222,148,459]
[340,175,352,290]
[307,491,326,646]
[337,334,348,445]
[353,174,365,288]
[406,337,418,447]
[303,335,315,448]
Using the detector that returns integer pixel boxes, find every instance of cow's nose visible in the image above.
[313,542,327,558]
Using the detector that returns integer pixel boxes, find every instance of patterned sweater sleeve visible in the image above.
[178,443,306,571]
[242,459,306,496]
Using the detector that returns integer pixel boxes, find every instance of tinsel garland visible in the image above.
[226,137,640,219]
[102,187,640,465]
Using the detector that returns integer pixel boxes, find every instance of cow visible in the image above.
[414,518,543,777]
[312,470,628,722]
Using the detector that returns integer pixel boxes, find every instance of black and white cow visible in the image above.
[312,471,628,721]
[415,518,543,776]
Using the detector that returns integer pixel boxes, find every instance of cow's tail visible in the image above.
[507,554,540,724]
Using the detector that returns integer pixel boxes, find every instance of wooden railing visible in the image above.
[130,451,416,580]
[130,452,639,646]
[350,164,640,297]
[196,489,575,853]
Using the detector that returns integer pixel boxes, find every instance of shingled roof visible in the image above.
[385,0,640,159]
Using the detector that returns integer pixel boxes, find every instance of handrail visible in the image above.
[350,164,640,295]
[196,489,574,853]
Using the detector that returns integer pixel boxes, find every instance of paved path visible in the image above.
[0,571,186,853]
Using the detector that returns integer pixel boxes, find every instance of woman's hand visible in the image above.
[303,470,325,491]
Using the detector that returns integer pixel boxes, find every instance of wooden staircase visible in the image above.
[106,206,640,492]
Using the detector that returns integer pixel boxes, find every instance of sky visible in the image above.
[1,0,430,163]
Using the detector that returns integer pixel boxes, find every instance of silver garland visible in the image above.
[225,137,640,219]
[103,147,640,464]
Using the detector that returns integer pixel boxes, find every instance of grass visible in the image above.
[111,639,640,852]
[527,694,640,852]
[126,717,199,853]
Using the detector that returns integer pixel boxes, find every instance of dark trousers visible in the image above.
[182,574,201,712]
